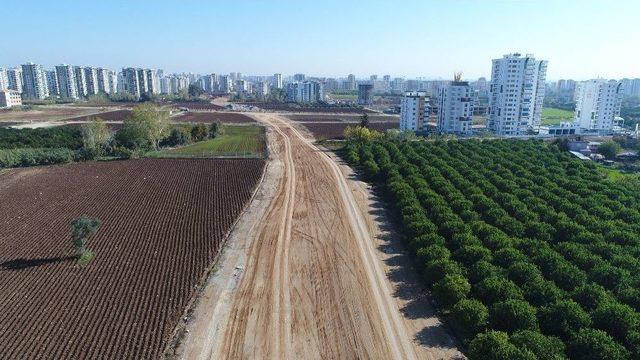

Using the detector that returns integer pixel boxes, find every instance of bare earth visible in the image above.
[176,113,462,359]
[0,106,106,124]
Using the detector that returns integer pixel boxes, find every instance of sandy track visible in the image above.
[178,113,460,359]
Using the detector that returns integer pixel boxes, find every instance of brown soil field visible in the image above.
[171,102,225,111]
[300,121,399,139]
[236,102,376,113]
[0,107,104,124]
[65,110,132,122]
[0,158,265,359]
[172,111,255,124]
[286,113,399,122]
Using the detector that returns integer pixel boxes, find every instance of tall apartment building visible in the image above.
[358,83,374,105]
[121,68,158,98]
[293,73,306,82]
[346,74,356,91]
[45,70,59,97]
[273,73,283,89]
[219,75,232,93]
[95,68,112,93]
[72,66,87,98]
[400,92,430,132]
[21,63,49,100]
[7,68,23,93]
[108,71,118,94]
[256,81,269,97]
[488,53,547,136]
[55,64,79,99]
[286,81,323,103]
[0,68,8,90]
[83,67,99,95]
[438,80,474,135]
[574,79,623,132]
[621,78,640,98]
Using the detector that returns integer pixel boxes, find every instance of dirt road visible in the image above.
[177,113,461,359]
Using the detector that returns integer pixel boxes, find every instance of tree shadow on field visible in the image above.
[1,256,76,270]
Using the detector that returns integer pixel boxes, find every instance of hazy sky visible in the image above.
[1,0,638,80]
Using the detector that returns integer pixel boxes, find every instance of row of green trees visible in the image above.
[0,104,224,168]
[344,137,640,359]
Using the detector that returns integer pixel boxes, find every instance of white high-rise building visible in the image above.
[0,68,8,90]
[108,71,118,94]
[95,68,111,94]
[273,73,283,89]
[21,63,49,100]
[145,69,160,94]
[45,70,59,97]
[83,67,99,95]
[574,79,623,133]
[488,53,547,136]
[400,92,430,132]
[121,68,158,98]
[219,75,232,93]
[286,81,323,103]
[438,80,474,135]
[7,68,23,93]
[55,64,79,99]
[73,66,87,98]
[256,81,269,97]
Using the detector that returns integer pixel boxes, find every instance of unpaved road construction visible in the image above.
[176,113,462,359]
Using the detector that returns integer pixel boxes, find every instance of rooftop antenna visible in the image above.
[454,72,462,82]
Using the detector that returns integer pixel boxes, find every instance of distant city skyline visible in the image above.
[1,0,639,81]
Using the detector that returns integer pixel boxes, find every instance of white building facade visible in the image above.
[21,63,49,100]
[438,81,474,135]
[400,92,429,132]
[574,79,623,133]
[55,64,79,99]
[488,53,547,136]
[0,90,22,108]
[273,73,283,89]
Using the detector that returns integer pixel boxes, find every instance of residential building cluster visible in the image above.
[399,52,633,137]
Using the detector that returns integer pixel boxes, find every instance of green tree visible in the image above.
[80,118,110,155]
[591,301,639,342]
[188,83,205,98]
[209,121,224,138]
[510,330,566,360]
[432,274,471,307]
[468,331,534,360]
[360,112,370,128]
[490,299,538,333]
[71,216,100,258]
[567,328,630,360]
[163,127,191,147]
[115,104,169,150]
[451,299,489,337]
[538,300,591,339]
[191,123,208,142]
[597,140,621,160]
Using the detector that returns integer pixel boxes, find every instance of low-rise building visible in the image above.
[0,90,22,108]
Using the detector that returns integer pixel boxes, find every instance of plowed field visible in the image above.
[0,158,265,359]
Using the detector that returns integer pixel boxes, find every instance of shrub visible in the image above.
[468,331,533,360]
[567,328,630,360]
[538,300,591,339]
[490,299,538,333]
[451,299,489,338]
[191,123,208,142]
[432,274,471,307]
[163,127,192,147]
[209,121,224,138]
[591,301,639,342]
[510,330,566,360]
[0,148,75,168]
[571,284,610,311]
[475,276,524,305]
